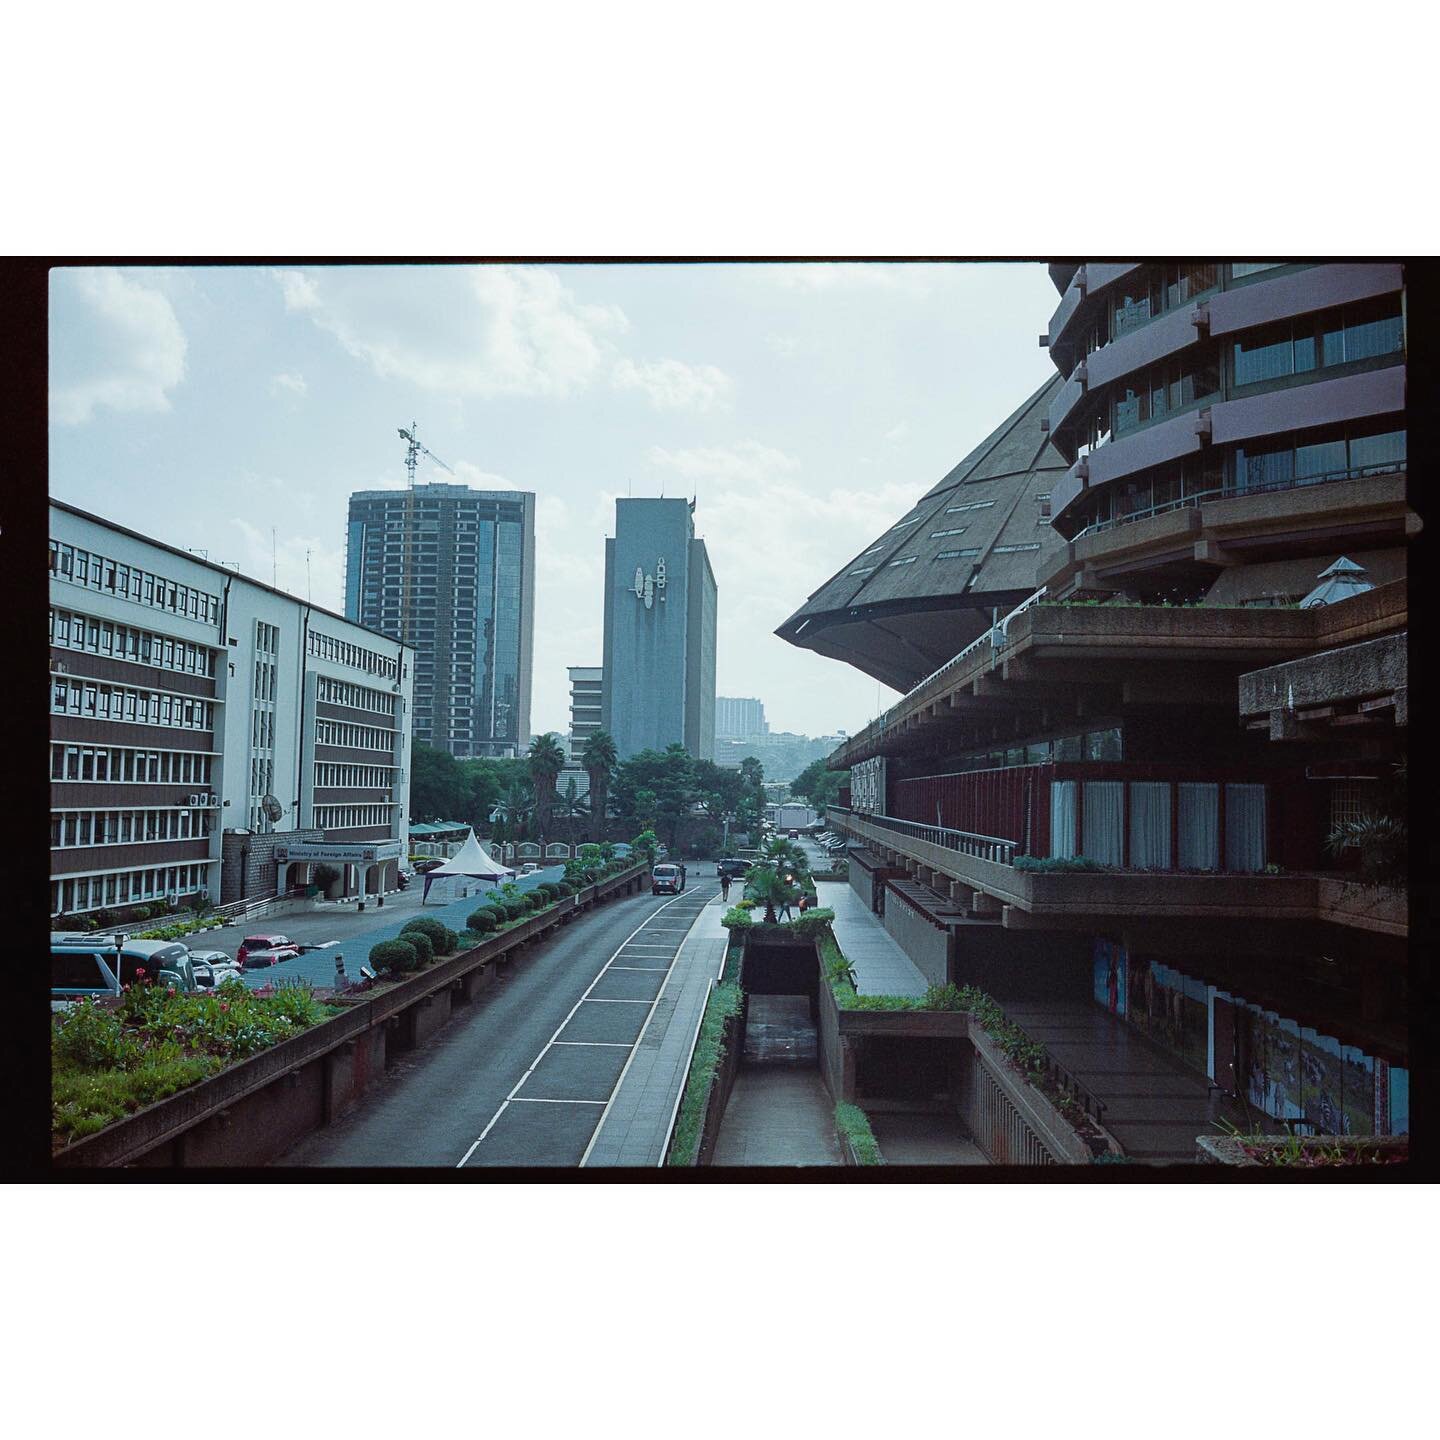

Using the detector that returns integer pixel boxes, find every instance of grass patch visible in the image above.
[665,981,743,1166]
[835,1102,884,1164]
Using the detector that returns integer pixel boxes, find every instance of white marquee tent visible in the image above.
[420,829,515,904]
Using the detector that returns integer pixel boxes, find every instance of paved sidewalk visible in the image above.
[583,892,729,1166]
[825,883,929,997]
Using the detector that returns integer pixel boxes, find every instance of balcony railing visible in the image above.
[1070,459,1405,542]
[830,806,1018,866]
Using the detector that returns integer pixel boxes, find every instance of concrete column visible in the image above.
[970,890,1002,918]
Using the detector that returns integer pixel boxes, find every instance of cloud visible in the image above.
[611,356,734,412]
[750,262,934,296]
[765,333,801,359]
[452,460,517,491]
[272,264,628,399]
[270,371,307,398]
[884,420,910,443]
[228,518,344,609]
[50,268,188,424]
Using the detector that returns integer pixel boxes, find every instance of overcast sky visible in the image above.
[49,262,1059,738]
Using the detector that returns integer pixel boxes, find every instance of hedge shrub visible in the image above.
[404,930,435,965]
[467,907,499,933]
[370,938,419,974]
[401,917,457,955]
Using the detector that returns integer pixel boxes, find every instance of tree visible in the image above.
[581,729,619,842]
[791,758,848,809]
[630,828,660,868]
[409,741,469,822]
[492,778,535,845]
[556,776,590,847]
[746,865,797,924]
[611,745,697,850]
[527,733,567,841]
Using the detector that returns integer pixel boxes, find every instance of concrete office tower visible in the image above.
[567,666,604,758]
[715,696,768,740]
[601,498,717,761]
[345,484,535,759]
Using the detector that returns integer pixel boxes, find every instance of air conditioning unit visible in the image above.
[54,661,67,674]
[188,793,200,807]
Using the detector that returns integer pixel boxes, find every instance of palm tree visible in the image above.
[527,733,567,842]
[556,776,590,850]
[746,865,796,924]
[582,729,618,843]
[492,778,535,849]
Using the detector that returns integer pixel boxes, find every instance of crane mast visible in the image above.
[395,422,454,655]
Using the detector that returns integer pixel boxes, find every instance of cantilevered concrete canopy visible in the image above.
[776,377,1071,692]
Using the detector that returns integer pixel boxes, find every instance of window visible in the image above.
[993,543,1041,553]
[1086,728,1123,761]
[947,499,995,513]
[935,548,980,560]
[888,556,917,566]
[930,527,968,538]
[848,566,875,576]
[1232,262,1287,278]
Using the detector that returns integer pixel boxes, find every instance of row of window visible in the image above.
[1232,297,1403,387]
[308,629,399,679]
[251,710,276,749]
[49,609,218,677]
[51,677,215,731]
[253,657,277,703]
[49,541,220,624]
[933,728,1125,775]
[1069,425,1406,533]
[255,620,280,655]
[314,804,396,828]
[51,807,214,849]
[316,675,397,716]
[314,762,397,789]
[49,743,214,786]
[315,718,397,752]
[51,864,211,917]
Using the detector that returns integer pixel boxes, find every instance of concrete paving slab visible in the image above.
[588,967,669,1003]
[824,884,929,997]
[711,1067,841,1167]
[870,1111,988,1166]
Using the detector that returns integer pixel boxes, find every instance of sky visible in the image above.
[48,262,1060,739]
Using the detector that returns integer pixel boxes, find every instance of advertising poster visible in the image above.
[1267,1016,1302,1124]
[1243,1005,1268,1111]
[1182,974,1209,1074]
[1341,1045,1374,1136]
[1092,937,1126,1015]
[1127,951,1151,1036]
[1303,1032,1345,1135]
[1389,1067,1409,1135]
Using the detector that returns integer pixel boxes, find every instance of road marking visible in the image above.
[552,1041,631,1048]
[456,887,711,1166]
[608,965,671,972]
[509,1096,606,1105]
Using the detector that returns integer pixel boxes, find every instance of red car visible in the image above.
[237,933,299,968]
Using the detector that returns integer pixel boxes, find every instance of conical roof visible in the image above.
[1299,556,1374,609]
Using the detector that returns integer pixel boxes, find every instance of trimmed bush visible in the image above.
[467,907,499,933]
[455,930,483,950]
[404,930,435,965]
[370,938,419,974]
[1013,854,1104,873]
[402,917,457,955]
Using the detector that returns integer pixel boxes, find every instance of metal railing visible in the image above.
[1070,459,1405,543]
[831,807,1017,866]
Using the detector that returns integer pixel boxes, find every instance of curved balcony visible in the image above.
[1085,300,1208,390]
[1045,365,1088,441]
[1208,262,1402,338]
[1046,269,1088,355]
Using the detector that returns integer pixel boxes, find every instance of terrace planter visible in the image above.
[1195,1134,1409,1167]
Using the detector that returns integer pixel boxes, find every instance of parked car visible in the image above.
[239,947,295,970]
[519,862,540,876]
[237,934,298,968]
[788,829,800,839]
[715,858,749,879]
[651,863,685,895]
[412,859,445,874]
[51,939,199,1008]
[188,949,243,987]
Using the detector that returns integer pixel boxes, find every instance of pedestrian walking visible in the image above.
[720,873,732,903]
[778,891,794,921]
[797,892,809,915]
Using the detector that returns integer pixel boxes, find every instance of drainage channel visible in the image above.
[456,885,717,1167]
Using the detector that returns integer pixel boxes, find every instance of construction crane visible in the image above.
[397,422,454,487]
[396,422,455,656]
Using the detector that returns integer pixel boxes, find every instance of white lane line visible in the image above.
[552,1041,631,1048]
[579,888,718,1168]
[608,966,670,972]
[582,998,653,1004]
[455,888,706,1166]
[509,1097,606,1105]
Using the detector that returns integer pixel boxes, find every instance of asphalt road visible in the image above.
[278,876,719,1168]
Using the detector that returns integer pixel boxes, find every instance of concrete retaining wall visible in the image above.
[880,896,948,987]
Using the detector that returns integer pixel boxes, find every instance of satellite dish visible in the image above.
[261,794,284,823]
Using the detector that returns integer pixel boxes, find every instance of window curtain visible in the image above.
[1082,781,1124,865]
[1225,784,1267,872]
[1129,782,1172,869]
[1178,783,1219,870]
[1050,781,1077,859]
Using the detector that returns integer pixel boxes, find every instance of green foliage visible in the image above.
[745,865,797,922]
[455,931,483,950]
[52,979,333,1144]
[611,745,697,847]
[403,930,436,965]
[1013,854,1105,873]
[792,758,848,809]
[786,907,835,937]
[721,906,754,930]
[370,938,420,974]
[1324,811,1407,890]
[834,1102,883,1164]
[401,917,457,955]
[665,981,744,1166]
[467,907,499,933]
[630,828,661,867]
[312,863,341,891]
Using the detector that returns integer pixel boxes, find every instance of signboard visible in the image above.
[274,840,402,865]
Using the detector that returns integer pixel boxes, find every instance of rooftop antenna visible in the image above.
[395,423,455,649]
[306,548,312,602]
[271,528,277,588]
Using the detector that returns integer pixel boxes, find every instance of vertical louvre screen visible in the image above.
[1050,781,1077,859]
[1082,781,1124,865]
[1225,784,1267,872]
[1129,782,1172,869]
[1178,783,1219,870]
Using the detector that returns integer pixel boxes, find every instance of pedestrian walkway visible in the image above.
[1000,1002,1250,1163]
[711,1068,841,1166]
[824,882,929,997]
[869,1111,987,1165]
[583,889,729,1166]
